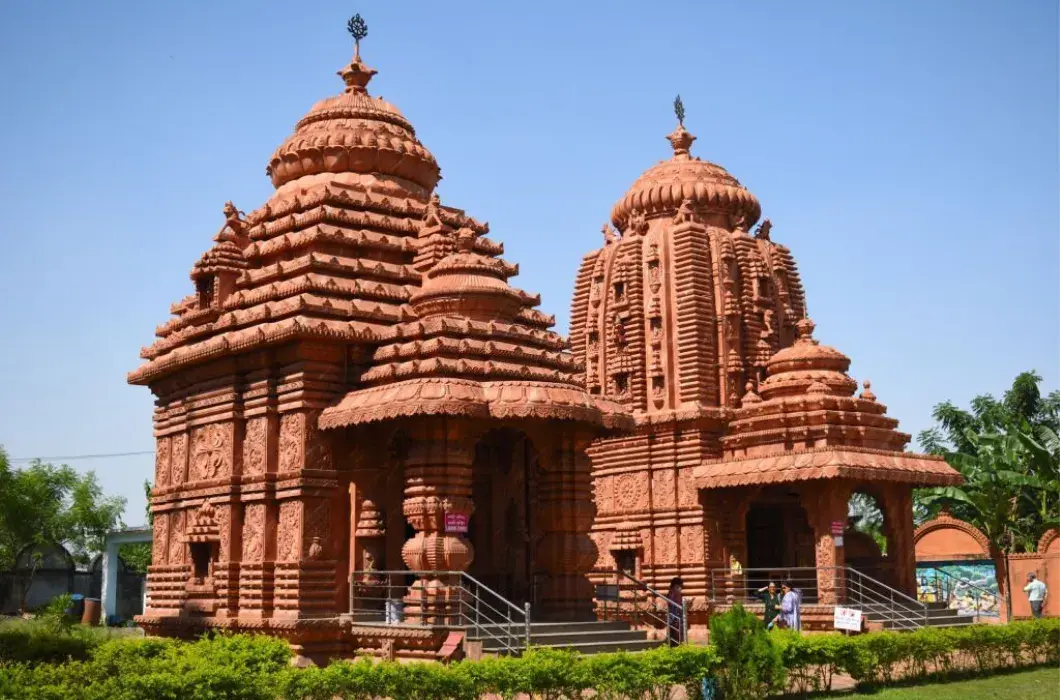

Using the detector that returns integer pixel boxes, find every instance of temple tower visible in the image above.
[571,114,809,596]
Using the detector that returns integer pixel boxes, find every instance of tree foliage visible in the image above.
[0,446,126,570]
[916,371,1060,556]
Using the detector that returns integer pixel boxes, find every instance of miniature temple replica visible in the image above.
[130,20,960,658]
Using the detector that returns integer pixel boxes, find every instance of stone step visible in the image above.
[479,629,654,650]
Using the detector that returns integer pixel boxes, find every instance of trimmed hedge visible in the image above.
[0,618,1056,700]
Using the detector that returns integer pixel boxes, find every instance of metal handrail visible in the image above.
[595,570,688,642]
[917,565,1004,622]
[347,569,531,654]
[707,566,930,630]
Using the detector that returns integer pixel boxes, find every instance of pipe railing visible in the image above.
[708,566,930,630]
[594,570,688,642]
[348,570,530,654]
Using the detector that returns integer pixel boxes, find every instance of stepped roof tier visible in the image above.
[129,37,627,432]
[692,319,960,488]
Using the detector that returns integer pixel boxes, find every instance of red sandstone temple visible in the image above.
[130,24,960,658]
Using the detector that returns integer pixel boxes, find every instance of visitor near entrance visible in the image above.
[779,581,801,631]
[1023,572,1048,619]
[666,577,685,646]
[756,582,782,629]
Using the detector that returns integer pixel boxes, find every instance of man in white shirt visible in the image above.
[1023,572,1048,619]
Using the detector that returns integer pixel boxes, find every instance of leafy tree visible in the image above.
[915,372,1060,609]
[0,446,126,572]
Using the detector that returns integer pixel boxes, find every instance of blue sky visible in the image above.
[0,1,1056,525]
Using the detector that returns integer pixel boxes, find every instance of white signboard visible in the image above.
[834,606,863,632]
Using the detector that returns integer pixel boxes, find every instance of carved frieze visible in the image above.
[242,504,265,562]
[152,513,169,565]
[171,433,188,486]
[677,468,698,508]
[278,413,304,472]
[652,470,676,509]
[276,502,300,562]
[243,418,268,476]
[655,526,677,565]
[169,510,185,565]
[192,423,231,481]
[681,525,704,563]
[613,472,647,512]
[155,437,170,488]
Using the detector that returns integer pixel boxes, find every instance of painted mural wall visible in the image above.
[916,561,1000,617]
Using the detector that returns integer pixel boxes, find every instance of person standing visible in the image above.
[666,577,685,646]
[780,581,801,631]
[756,581,782,629]
[1023,572,1048,619]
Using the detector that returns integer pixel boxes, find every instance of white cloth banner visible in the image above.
[833,606,863,631]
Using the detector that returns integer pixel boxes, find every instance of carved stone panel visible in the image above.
[681,525,704,564]
[640,528,653,565]
[277,501,301,562]
[171,433,188,486]
[242,504,265,562]
[652,470,676,509]
[595,476,614,514]
[278,413,304,472]
[677,468,699,508]
[155,437,170,488]
[613,472,648,512]
[243,418,268,476]
[169,510,185,565]
[152,513,169,565]
[655,526,678,565]
[215,504,231,563]
[192,423,231,481]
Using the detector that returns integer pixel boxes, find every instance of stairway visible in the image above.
[467,619,665,655]
[863,601,977,629]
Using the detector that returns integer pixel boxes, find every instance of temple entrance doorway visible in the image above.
[745,487,815,591]
[468,429,539,609]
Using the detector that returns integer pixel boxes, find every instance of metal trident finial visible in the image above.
[673,95,685,126]
[347,14,368,58]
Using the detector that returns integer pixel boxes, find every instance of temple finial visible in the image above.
[674,95,685,127]
[339,13,377,94]
[347,14,368,60]
[666,95,696,159]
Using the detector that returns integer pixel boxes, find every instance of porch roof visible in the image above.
[693,446,961,489]
[317,376,633,430]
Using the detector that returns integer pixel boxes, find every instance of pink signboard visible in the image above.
[831,520,845,535]
[445,513,468,534]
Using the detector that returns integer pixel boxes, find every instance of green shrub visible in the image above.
[708,604,784,700]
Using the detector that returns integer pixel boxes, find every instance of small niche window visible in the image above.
[613,281,626,302]
[615,550,636,576]
[652,376,665,393]
[650,317,662,333]
[614,373,629,395]
[189,542,214,583]
[196,277,214,310]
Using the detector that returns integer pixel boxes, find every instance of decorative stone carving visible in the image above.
[681,525,704,563]
[193,424,230,481]
[169,511,185,565]
[242,504,265,562]
[655,527,678,565]
[278,414,304,473]
[152,513,169,565]
[155,437,170,487]
[304,501,330,558]
[243,418,268,476]
[613,473,644,511]
[171,433,187,486]
[652,470,676,509]
[277,502,300,562]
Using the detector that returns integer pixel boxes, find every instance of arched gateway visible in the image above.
[130,20,960,656]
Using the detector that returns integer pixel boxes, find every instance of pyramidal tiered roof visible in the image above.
[129,31,628,431]
[693,318,959,487]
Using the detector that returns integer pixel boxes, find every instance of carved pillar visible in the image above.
[534,428,596,621]
[400,418,474,624]
[272,409,340,619]
[239,370,279,618]
[801,482,852,605]
[881,484,917,597]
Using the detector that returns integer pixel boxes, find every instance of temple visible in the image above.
[130,22,960,658]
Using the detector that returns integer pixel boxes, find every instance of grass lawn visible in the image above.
[848,666,1060,698]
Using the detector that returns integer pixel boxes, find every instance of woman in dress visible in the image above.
[666,577,685,646]
[756,581,782,629]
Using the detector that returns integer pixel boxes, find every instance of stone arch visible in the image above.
[913,511,991,561]
[1038,528,1059,555]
